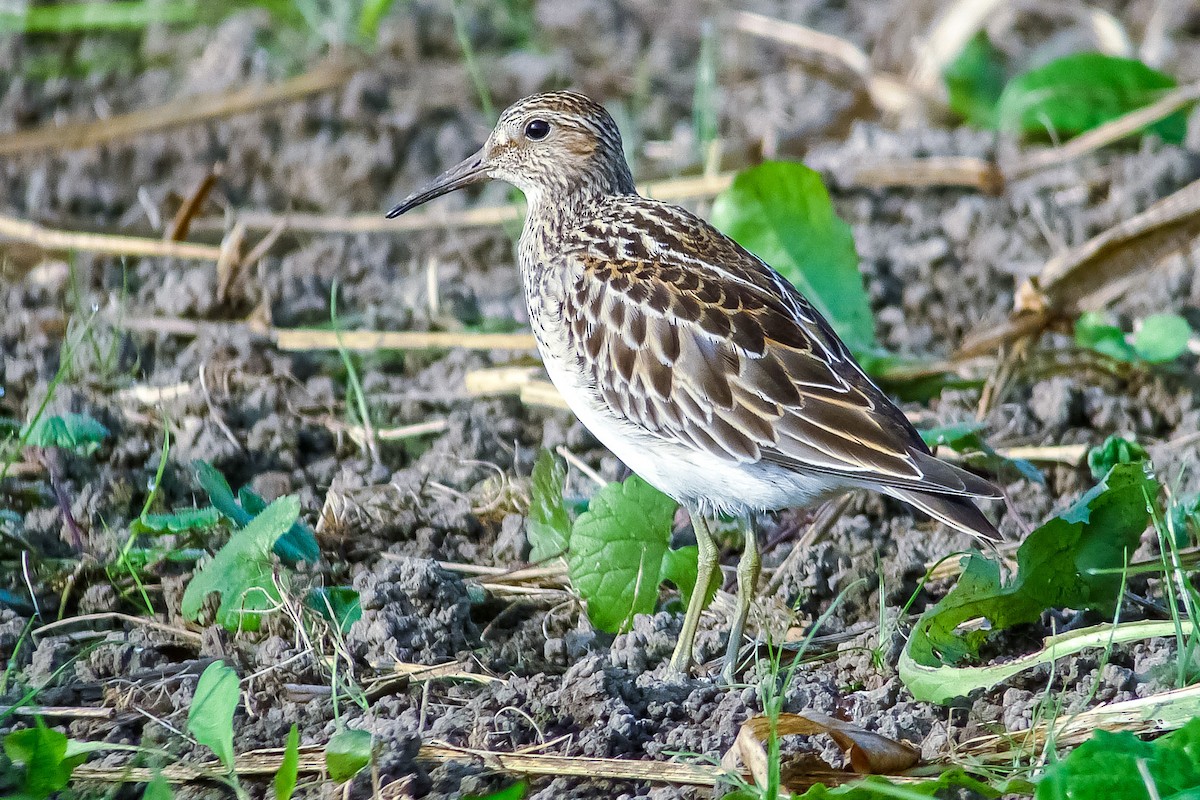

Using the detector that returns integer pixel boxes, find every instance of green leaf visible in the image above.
[464,781,529,800]
[304,587,362,635]
[1036,716,1200,800]
[944,31,1007,127]
[181,496,299,632]
[1076,311,1138,362]
[132,506,222,536]
[3,721,75,799]
[567,475,685,633]
[1133,313,1192,363]
[357,0,399,42]
[711,161,874,353]
[920,422,1043,484]
[187,661,238,771]
[793,768,1006,798]
[1087,435,1149,481]
[325,728,372,783]
[0,417,20,438]
[660,545,719,610]
[527,450,572,561]
[23,413,109,454]
[274,724,300,800]
[0,1,199,33]
[194,460,319,566]
[996,53,1187,143]
[144,773,173,800]
[901,462,1159,703]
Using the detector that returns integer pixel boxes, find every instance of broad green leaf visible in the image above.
[1133,313,1192,363]
[194,460,319,566]
[1087,435,1149,481]
[3,721,78,799]
[326,728,372,783]
[132,506,222,536]
[181,496,299,632]
[901,462,1158,703]
[944,31,1007,127]
[304,587,362,634]
[1075,311,1138,362]
[996,53,1187,143]
[567,475,680,633]
[187,661,238,771]
[1036,717,1200,800]
[527,450,571,561]
[901,619,1177,707]
[920,421,1043,484]
[23,413,109,454]
[144,773,173,800]
[274,724,300,800]
[465,781,528,800]
[659,545,719,610]
[711,161,874,353]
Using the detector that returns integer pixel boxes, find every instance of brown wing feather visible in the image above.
[559,198,999,500]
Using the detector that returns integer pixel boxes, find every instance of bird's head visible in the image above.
[388,91,634,218]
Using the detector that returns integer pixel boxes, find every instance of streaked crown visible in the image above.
[484,91,636,201]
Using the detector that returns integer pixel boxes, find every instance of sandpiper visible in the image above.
[389,91,1000,681]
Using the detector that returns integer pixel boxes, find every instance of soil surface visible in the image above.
[2,1,1200,798]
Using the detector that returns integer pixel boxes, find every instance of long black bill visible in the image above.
[386,148,489,218]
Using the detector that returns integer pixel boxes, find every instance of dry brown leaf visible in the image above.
[721,711,920,795]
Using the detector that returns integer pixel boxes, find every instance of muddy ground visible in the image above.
[2,1,1200,798]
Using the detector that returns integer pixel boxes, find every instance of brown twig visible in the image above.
[166,165,223,242]
[0,60,355,157]
[34,612,202,643]
[0,215,222,261]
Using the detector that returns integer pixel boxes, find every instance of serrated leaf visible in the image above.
[1133,313,1192,363]
[944,31,1007,127]
[274,723,300,800]
[132,506,222,536]
[1036,717,1200,800]
[711,161,874,354]
[901,462,1158,703]
[194,460,319,566]
[527,450,571,561]
[304,586,362,634]
[187,661,238,771]
[1087,435,1149,481]
[325,728,371,783]
[567,475,679,633]
[23,413,109,454]
[996,52,1187,143]
[181,496,298,632]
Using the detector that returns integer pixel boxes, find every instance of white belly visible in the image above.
[537,347,837,517]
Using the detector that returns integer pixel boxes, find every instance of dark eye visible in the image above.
[524,119,551,140]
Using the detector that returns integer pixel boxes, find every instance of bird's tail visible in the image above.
[883,487,1001,542]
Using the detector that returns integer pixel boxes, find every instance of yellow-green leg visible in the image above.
[721,520,760,684]
[668,511,718,675]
